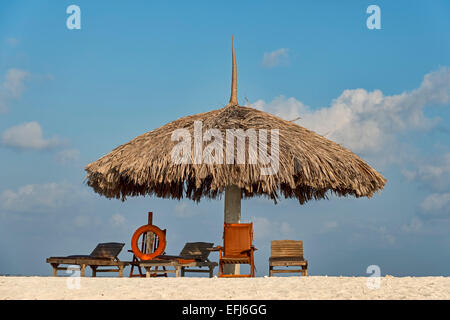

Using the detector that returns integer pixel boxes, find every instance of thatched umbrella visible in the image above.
[85,36,386,274]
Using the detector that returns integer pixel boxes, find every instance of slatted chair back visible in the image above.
[90,242,125,260]
[223,223,253,258]
[270,240,303,258]
[179,242,214,261]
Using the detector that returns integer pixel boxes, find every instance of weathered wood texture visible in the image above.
[269,240,308,276]
[137,242,218,278]
[46,242,128,277]
[218,223,256,278]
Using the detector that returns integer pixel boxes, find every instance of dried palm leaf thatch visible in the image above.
[85,103,386,204]
[85,36,386,204]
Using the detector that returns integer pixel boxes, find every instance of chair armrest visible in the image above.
[209,246,222,252]
[240,246,257,254]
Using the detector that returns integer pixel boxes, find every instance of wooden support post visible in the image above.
[224,185,241,275]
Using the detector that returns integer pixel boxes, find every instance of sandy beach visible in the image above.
[1,276,449,300]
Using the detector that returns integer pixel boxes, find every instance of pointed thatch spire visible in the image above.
[228,35,238,106]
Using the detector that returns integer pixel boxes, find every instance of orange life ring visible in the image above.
[131,224,166,260]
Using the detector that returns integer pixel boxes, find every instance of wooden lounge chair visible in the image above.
[269,240,308,276]
[216,223,257,278]
[137,242,218,278]
[46,242,129,277]
[128,227,168,277]
[179,242,218,277]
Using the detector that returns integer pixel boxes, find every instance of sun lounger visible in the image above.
[178,242,218,277]
[46,242,129,277]
[136,242,218,277]
[269,240,308,276]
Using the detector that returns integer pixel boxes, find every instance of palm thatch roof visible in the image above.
[85,37,386,204]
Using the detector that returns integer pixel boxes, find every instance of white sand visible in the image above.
[1,276,449,300]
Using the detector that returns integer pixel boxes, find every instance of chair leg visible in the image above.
[209,267,214,278]
[51,263,59,277]
[181,267,185,277]
[91,266,97,277]
[80,264,86,277]
[129,255,144,277]
[269,265,273,277]
[302,267,308,276]
[118,266,124,277]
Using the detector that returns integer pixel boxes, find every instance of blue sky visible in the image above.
[0,0,449,277]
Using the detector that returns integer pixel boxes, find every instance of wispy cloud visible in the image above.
[420,193,450,216]
[1,121,63,150]
[174,201,200,218]
[0,68,30,113]
[0,182,89,213]
[111,213,126,226]
[262,48,289,68]
[55,148,80,164]
[250,216,293,240]
[403,153,450,192]
[5,37,20,47]
[402,217,424,233]
[321,221,339,233]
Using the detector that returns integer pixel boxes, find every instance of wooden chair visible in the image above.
[46,242,129,277]
[269,240,308,276]
[128,228,168,277]
[128,211,168,277]
[216,223,257,278]
[179,242,218,277]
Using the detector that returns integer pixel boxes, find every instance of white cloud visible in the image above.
[420,193,450,215]
[252,67,450,157]
[1,121,62,150]
[262,48,289,68]
[0,68,29,112]
[0,182,89,213]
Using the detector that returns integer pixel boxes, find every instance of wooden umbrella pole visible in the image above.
[224,37,241,275]
[224,185,241,275]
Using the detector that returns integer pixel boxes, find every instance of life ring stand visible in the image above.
[131,224,166,261]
